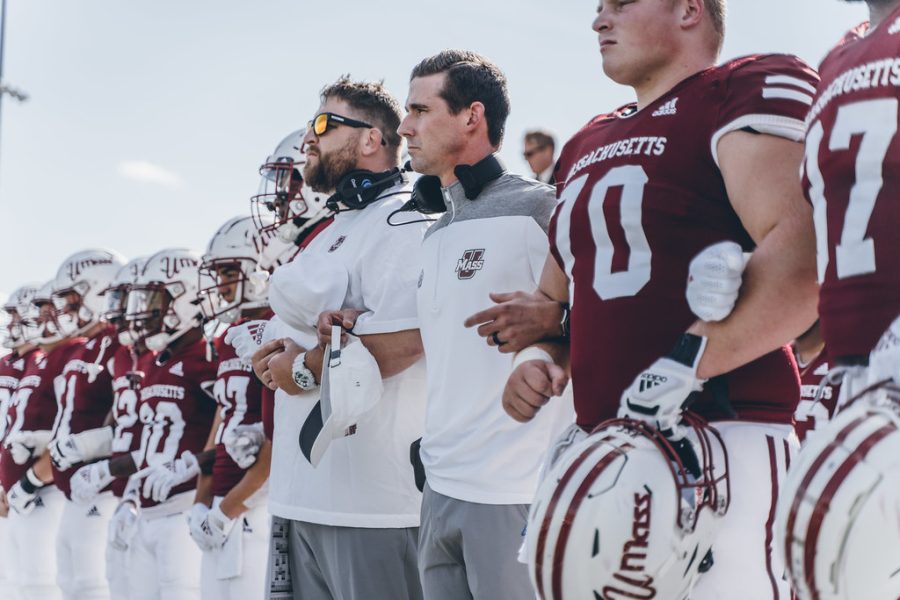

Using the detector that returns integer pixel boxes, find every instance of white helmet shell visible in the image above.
[53,248,126,336]
[527,417,730,600]
[251,128,331,244]
[126,248,207,352]
[199,215,293,323]
[777,318,900,600]
[2,283,41,348]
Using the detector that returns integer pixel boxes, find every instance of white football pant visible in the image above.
[0,513,16,598]
[56,492,116,600]
[8,484,65,600]
[106,540,130,600]
[693,421,798,600]
[128,504,202,600]
[200,499,270,600]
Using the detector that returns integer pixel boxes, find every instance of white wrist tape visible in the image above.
[72,426,114,461]
[513,347,555,370]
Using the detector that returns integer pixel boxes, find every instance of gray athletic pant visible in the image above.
[418,484,533,600]
[265,515,423,600]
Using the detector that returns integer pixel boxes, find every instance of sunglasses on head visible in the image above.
[308,112,387,146]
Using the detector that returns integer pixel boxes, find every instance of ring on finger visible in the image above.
[491,332,506,346]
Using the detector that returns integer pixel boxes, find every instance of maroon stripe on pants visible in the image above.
[765,435,780,600]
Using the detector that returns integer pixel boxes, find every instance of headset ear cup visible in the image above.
[412,176,445,214]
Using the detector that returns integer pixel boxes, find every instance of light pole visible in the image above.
[0,0,29,189]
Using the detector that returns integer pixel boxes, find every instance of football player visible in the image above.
[71,249,217,600]
[41,249,125,600]
[777,1,900,597]
[0,285,42,598]
[2,281,86,600]
[491,1,820,597]
[140,216,290,599]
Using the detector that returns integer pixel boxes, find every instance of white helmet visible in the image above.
[250,128,331,244]
[126,248,207,352]
[101,256,147,346]
[32,280,67,344]
[527,415,730,600]
[198,215,293,324]
[777,320,900,600]
[2,284,41,348]
[52,248,126,336]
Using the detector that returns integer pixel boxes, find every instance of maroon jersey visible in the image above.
[211,324,264,498]
[135,337,217,508]
[0,349,39,444]
[0,338,83,489]
[50,328,120,498]
[550,55,818,429]
[793,347,840,443]
[262,387,274,440]
[109,345,153,496]
[803,12,900,360]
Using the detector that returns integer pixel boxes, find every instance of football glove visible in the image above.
[70,459,115,504]
[108,499,140,551]
[142,450,200,503]
[199,505,237,550]
[187,503,215,552]
[50,426,114,471]
[222,423,265,469]
[4,429,53,465]
[619,334,708,438]
[7,468,46,516]
[224,320,268,363]
[686,241,748,322]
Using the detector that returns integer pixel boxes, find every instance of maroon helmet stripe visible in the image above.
[802,423,895,599]
[534,436,613,600]
[784,416,867,577]
[551,444,631,600]
[764,436,780,600]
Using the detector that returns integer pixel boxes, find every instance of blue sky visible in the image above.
[0,0,868,293]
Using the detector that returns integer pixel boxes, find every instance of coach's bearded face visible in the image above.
[304,135,359,194]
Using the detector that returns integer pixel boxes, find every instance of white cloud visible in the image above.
[118,160,181,187]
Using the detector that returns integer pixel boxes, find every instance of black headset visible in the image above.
[404,153,506,215]
[325,166,410,213]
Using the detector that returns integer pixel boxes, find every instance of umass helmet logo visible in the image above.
[455,249,485,280]
[161,256,198,278]
[66,257,113,280]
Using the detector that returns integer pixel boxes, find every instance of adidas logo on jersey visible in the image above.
[651,98,678,117]
[169,361,184,377]
[86,505,101,517]
[813,362,829,376]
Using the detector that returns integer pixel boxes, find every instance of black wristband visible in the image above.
[559,303,571,339]
[667,333,705,368]
[19,468,47,494]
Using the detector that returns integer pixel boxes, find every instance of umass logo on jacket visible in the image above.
[455,249,485,280]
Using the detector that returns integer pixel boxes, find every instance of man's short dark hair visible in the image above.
[320,76,403,151]
[524,129,555,153]
[410,50,510,147]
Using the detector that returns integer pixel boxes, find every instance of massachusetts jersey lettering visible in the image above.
[50,328,120,498]
[136,338,217,508]
[793,348,840,443]
[550,54,817,429]
[211,323,264,497]
[803,11,900,359]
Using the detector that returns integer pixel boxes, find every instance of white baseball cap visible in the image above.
[299,326,384,466]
